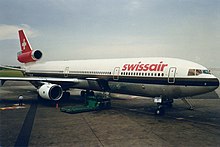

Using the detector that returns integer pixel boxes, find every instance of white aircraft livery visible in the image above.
[0,30,219,115]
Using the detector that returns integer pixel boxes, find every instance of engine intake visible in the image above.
[38,83,63,101]
[17,50,42,63]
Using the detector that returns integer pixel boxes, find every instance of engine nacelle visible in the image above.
[38,83,63,101]
[17,50,42,63]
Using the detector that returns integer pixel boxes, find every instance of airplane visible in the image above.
[0,30,219,115]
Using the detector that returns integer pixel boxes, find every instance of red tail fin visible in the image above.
[18,30,32,53]
[17,30,42,63]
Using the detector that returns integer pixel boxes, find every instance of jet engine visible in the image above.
[17,50,42,63]
[38,83,63,101]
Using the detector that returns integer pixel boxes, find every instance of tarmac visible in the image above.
[1,81,220,147]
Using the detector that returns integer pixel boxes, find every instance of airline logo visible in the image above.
[122,61,168,71]
[22,39,27,50]
[18,30,32,53]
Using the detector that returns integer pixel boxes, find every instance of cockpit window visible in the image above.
[188,69,211,76]
[188,69,195,76]
[202,70,210,74]
[196,69,202,75]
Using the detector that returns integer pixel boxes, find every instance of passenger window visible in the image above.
[188,69,195,76]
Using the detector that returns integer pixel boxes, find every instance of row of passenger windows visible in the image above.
[121,72,165,77]
[67,69,210,77]
[68,70,165,77]
[70,71,112,75]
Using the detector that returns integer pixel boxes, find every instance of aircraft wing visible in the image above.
[0,77,79,86]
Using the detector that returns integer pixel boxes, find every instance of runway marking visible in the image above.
[0,104,26,111]
[14,102,38,147]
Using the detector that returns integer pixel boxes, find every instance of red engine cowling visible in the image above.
[17,50,42,63]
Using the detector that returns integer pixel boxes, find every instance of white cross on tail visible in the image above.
[22,39,27,50]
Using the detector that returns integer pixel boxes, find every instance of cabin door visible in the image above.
[113,67,120,80]
[64,67,69,78]
[168,67,176,83]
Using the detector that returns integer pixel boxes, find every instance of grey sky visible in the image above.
[0,0,219,67]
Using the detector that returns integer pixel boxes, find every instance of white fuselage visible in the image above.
[24,57,219,99]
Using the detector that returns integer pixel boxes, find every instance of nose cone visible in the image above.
[212,77,219,91]
[216,78,219,87]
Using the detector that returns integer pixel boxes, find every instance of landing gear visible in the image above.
[80,91,86,97]
[154,96,174,115]
[80,90,95,97]
[155,104,165,115]
[98,92,111,109]
[163,98,173,108]
[181,98,194,110]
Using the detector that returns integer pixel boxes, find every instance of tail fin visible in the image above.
[18,30,33,53]
[17,30,42,63]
